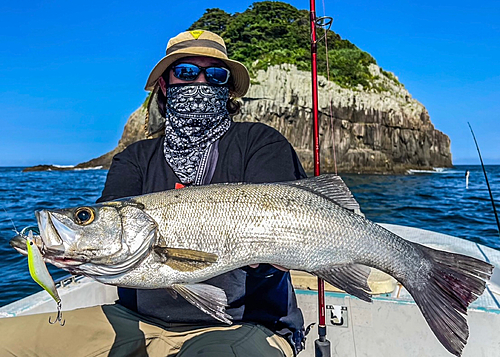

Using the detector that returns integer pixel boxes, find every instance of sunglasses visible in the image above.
[171,63,231,85]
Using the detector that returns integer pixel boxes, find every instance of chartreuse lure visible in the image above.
[26,230,65,325]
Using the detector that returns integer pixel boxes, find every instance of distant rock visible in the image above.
[22,164,104,172]
[23,165,74,172]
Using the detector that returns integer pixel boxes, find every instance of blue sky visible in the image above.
[0,0,498,166]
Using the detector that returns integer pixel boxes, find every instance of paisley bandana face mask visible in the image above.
[163,84,231,185]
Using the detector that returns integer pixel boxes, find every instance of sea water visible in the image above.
[0,165,498,307]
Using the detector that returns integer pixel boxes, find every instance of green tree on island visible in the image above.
[189,1,398,89]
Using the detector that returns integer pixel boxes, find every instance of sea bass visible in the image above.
[10,175,493,356]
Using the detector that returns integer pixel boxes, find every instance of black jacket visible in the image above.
[97,122,307,352]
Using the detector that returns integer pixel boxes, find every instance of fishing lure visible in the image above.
[26,230,65,326]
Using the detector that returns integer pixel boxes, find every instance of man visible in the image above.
[0,30,306,357]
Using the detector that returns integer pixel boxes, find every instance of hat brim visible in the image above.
[144,47,250,98]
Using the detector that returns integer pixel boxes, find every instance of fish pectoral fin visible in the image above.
[165,248,218,263]
[313,264,372,302]
[165,287,178,299]
[172,283,232,324]
[154,247,218,272]
[163,259,213,272]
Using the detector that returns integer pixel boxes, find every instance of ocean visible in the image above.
[0,165,499,307]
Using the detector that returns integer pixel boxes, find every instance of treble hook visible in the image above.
[48,301,65,326]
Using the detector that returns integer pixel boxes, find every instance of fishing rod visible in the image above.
[309,0,330,355]
[467,122,500,239]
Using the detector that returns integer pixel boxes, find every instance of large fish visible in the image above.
[10,175,493,356]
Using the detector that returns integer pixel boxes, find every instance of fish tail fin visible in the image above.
[403,243,494,356]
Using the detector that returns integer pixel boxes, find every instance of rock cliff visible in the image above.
[75,64,451,174]
[239,64,451,173]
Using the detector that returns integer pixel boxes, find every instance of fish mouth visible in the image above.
[8,211,85,268]
[9,231,82,269]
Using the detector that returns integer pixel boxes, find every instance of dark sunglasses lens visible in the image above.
[173,64,200,81]
[205,67,230,84]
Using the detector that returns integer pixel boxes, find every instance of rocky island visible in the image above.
[26,2,451,174]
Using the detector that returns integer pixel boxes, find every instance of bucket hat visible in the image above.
[145,30,250,98]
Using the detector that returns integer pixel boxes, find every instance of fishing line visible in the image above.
[467,122,500,239]
[1,205,20,235]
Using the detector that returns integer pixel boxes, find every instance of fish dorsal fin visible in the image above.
[171,283,232,324]
[154,247,218,272]
[282,174,363,215]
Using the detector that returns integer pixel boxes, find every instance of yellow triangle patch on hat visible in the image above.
[189,30,204,39]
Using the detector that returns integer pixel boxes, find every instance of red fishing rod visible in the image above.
[310,1,331,356]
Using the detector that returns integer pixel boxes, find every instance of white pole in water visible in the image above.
[466,170,470,189]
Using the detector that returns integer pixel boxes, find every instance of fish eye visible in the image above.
[74,207,95,225]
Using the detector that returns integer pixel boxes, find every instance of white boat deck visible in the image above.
[1,224,499,356]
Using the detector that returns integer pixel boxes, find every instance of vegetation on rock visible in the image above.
[188,1,401,90]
